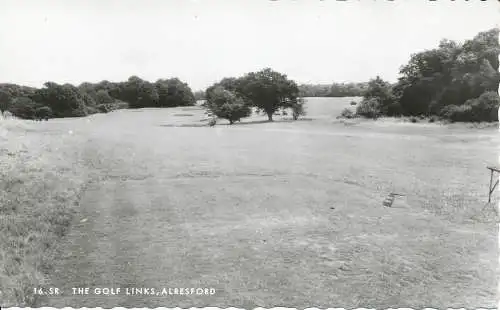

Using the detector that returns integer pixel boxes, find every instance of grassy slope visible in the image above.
[1,99,499,307]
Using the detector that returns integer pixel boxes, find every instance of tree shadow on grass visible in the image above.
[159,117,314,128]
[230,118,314,126]
[159,123,208,128]
[172,113,195,117]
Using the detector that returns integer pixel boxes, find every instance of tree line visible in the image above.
[298,82,368,97]
[1,28,498,123]
[0,76,196,120]
[349,28,500,122]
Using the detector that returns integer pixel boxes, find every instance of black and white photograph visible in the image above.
[0,0,499,308]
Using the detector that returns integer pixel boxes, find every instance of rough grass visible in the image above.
[0,116,90,306]
[1,98,499,307]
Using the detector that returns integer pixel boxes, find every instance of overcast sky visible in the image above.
[0,0,499,91]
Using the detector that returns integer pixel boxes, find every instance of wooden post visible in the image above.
[487,166,500,203]
[489,168,494,203]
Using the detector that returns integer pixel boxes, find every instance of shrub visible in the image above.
[339,108,356,119]
[468,91,499,122]
[356,98,382,119]
[363,76,401,116]
[440,104,473,122]
[440,92,500,122]
[291,98,307,120]
[206,86,251,124]
[410,117,418,123]
[97,104,110,113]
[350,101,357,106]
[96,101,129,114]
[85,106,100,115]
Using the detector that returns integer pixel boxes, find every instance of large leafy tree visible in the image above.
[238,68,300,121]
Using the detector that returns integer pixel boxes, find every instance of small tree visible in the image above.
[206,86,251,124]
[363,76,400,116]
[290,97,307,120]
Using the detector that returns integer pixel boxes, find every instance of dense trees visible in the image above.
[0,84,37,114]
[354,28,500,122]
[206,68,304,123]
[155,78,196,107]
[1,76,195,120]
[0,90,12,113]
[299,82,368,97]
[32,82,88,118]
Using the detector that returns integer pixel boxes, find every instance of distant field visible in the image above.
[0,97,498,308]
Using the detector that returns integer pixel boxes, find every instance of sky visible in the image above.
[0,0,499,91]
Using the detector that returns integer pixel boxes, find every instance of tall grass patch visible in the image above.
[0,123,89,306]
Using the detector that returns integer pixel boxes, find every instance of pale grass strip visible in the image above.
[3,307,498,310]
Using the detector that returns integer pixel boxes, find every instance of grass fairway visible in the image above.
[1,97,498,308]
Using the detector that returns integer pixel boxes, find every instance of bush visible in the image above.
[339,108,356,119]
[350,101,357,106]
[440,104,473,122]
[410,117,418,123]
[85,106,100,115]
[291,98,306,120]
[363,76,401,116]
[468,91,499,122]
[96,101,129,114]
[356,98,382,119]
[440,91,500,122]
[97,104,110,113]
[206,86,251,124]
